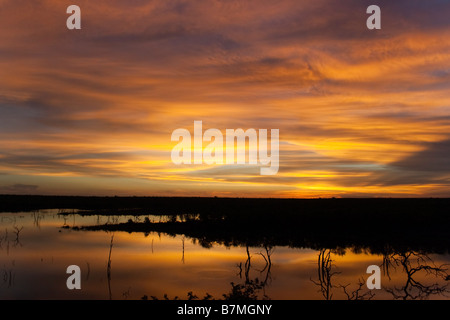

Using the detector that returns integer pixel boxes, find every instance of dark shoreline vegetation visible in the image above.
[2,195,450,254]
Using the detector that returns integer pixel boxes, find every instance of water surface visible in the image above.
[1,210,449,300]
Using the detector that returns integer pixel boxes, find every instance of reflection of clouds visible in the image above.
[383,251,450,300]
[0,211,449,299]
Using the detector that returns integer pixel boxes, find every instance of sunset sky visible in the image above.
[1,0,450,197]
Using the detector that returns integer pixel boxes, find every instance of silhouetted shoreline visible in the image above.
[0,195,450,253]
[3,195,446,254]
[72,217,450,254]
[1,194,450,215]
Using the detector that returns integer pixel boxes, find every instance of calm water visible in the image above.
[0,210,449,300]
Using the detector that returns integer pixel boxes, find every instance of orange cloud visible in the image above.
[1,0,450,197]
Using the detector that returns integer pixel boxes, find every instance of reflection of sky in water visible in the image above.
[0,211,449,300]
